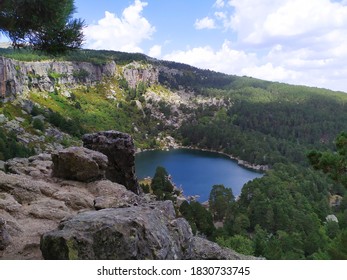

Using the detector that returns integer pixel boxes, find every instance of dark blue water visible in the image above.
[135,148,263,202]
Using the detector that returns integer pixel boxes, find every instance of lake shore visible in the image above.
[136,145,269,173]
[135,147,264,202]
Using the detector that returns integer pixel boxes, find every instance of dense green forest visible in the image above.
[1,47,347,259]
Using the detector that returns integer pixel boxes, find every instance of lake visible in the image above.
[135,148,263,202]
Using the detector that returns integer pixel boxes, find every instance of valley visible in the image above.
[0,47,347,259]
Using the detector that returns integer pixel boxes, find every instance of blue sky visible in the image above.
[3,0,347,92]
[73,0,347,92]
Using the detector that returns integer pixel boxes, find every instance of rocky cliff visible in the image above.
[0,56,161,101]
[123,61,159,89]
[0,57,117,101]
[0,130,257,260]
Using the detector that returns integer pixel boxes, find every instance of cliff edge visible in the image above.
[0,130,257,260]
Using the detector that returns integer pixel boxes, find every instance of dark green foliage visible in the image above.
[30,104,45,116]
[158,101,171,117]
[32,118,45,131]
[212,163,341,259]
[136,81,147,97]
[216,235,254,256]
[72,69,89,81]
[0,127,34,160]
[47,110,85,137]
[327,229,347,259]
[208,185,234,221]
[179,200,215,239]
[308,132,347,189]
[151,166,174,200]
[238,164,331,232]
[179,81,347,168]
[158,60,235,91]
[0,0,84,54]
[140,183,150,194]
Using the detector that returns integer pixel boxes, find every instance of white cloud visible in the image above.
[214,0,225,8]
[194,17,216,30]
[164,40,257,75]
[148,44,162,58]
[222,0,347,47]
[214,11,227,20]
[241,63,300,82]
[163,35,347,92]
[84,0,155,52]
[161,0,347,92]
[263,0,347,39]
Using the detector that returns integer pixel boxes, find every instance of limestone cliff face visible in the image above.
[0,57,116,100]
[122,61,159,88]
[0,56,161,100]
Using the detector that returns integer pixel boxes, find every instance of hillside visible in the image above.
[0,47,347,259]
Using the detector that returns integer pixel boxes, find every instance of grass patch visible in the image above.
[0,47,149,65]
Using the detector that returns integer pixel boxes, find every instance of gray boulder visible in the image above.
[5,153,53,179]
[190,237,257,260]
[88,180,141,210]
[40,200,257,260]
[40,201,193,260]
[51,147,108,182]
[82,131,139,194]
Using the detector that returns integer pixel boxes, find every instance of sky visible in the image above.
[3,0,347,92]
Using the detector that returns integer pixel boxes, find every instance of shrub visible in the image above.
[32,118,45,131]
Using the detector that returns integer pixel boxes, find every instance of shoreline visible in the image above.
[136,145,269,173]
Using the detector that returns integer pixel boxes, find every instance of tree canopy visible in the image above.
[208,184,234,221]
[308,132,347,189]
[151,166,175,200]
[0,0,85,54]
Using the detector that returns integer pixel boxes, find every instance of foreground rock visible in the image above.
[51,147,108,182]
[40,200,253,260]
[1,130,258,260]
[0,169,144,259]
[82,131,139,194]
[41,201,191,260]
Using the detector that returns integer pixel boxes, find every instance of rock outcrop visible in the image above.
[51,147,108,182]
[5,153,53,178]
[40,200,253,260]
[0,57,116,100]
[122,62,159,89]
[82,130,139,194]
[41,201,192,260]
[0,130,258,260]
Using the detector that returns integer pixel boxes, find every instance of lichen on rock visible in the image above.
[82,130,139,194]
[51,146,108,182]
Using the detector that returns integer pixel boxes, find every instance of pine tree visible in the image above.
[0,0,85,54]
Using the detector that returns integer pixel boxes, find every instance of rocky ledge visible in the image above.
[0,130,258,260]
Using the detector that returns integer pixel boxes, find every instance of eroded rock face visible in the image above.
[82,131,139,194]
[0,133,259,260]
[5,153,53,179]
[88,180,141,210]
[0,57,116,101]
[41,201,193,260]
[40,199,257,260]
[51,147,108,182]
[0,167,145,259]
[190,237,256,260]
